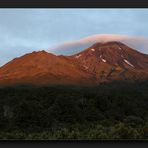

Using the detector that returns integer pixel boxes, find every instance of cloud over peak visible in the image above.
[50,34,148,55]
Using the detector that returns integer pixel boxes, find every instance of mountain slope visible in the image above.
[71,41,148,82]
[0,42,148,86]
[0,50,95,86]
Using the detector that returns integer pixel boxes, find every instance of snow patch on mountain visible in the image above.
[102,59,107,63]
[75,54,82,59]
[84,65,89,70]
[124,59,134,67]
[91,48,95,51]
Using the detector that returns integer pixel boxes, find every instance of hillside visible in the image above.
[0,42,147,86]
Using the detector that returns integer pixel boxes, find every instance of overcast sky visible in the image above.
[0,8,148,65]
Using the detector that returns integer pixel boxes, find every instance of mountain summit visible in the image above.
[51,34,148,55]
[0,42,148,86]
[71,41,148,82]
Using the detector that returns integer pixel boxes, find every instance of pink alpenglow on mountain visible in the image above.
[0,41,148,86]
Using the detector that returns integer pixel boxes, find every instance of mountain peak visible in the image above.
[26,50,56,58]
[92,41,124,47]
[0,41,147,86]
[31,50,48,55]
[51,34,148,56]
[72,41,148,71]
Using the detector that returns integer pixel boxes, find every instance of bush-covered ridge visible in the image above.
[0,81,147,140]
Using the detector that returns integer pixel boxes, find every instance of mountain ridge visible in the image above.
[0,41,148,86]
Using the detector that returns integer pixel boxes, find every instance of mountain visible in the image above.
[71,41,148,83]
[0,42,148,86]
[0,50,95,86]
[50,34,148,55]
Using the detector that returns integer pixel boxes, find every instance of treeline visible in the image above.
[0,81,147,140]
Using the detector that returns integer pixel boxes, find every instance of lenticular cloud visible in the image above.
[49,34,148,55]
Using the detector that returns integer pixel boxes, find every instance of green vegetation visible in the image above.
[0,81,147,140]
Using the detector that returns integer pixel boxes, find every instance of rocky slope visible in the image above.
[0,42,147,86]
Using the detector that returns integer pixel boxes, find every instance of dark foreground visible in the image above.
[0,81,148,140]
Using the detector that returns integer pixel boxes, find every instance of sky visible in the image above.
[0,8,148,65]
